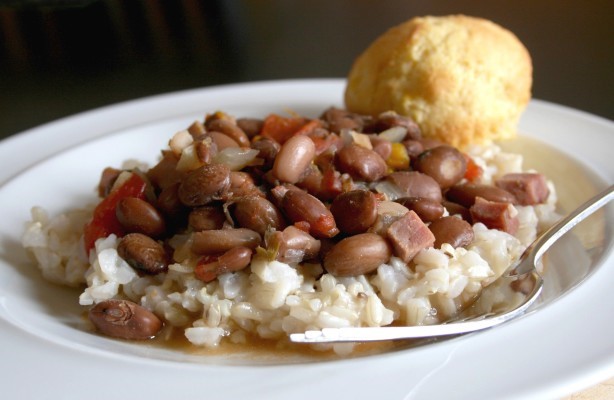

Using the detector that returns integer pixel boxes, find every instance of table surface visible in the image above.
[0,1,612,398]
[565,378,614,400]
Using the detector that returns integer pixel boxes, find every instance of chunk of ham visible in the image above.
[469,197,519,234]
[385,210,435,262]
[495,173,549,205]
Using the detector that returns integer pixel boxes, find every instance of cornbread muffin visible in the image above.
[345,15,532,148]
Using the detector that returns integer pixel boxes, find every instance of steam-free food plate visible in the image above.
[0,80,612,399]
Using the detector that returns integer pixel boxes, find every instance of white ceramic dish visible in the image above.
[0,79,612,399]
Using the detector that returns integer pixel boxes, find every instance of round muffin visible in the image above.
[344,15,532,148]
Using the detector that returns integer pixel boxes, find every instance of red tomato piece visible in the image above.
[260,114,309,144]
[321,168,342,198]
[194,254,221,282]
[293,119,322,136]
[464,154,483,182]
[83,173,148,253]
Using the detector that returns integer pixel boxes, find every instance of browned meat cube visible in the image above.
[470,197,519,234]
[495,173,549,205]
[385,210,435,262]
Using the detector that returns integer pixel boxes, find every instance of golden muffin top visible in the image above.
[345,15,532,148]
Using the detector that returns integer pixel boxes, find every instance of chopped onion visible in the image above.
[212,147,260,171]
[167,233,193,263]
[378,126,407,143]
[339,129,354,146]
[350,131,373,149]
[377,201,409,217]
[373,180,406,201]
[176,144,203,172]
[169,129,193,156]
[108,171,133,193]
[340,129,373,149]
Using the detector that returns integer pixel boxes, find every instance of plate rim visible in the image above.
[0,78,612,399]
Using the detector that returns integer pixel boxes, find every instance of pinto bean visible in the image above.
[366,111,421,140]
[207,118,251,147]
[156,182,186,219]
[178,164,231,207]
[320,107,366,133]
[323,233,391,276]
[280,189,338,238]
[208,131,240,150]
[188,205,226,231]
[89,299,162,340]
[147,151,184,191]
[336,143,387,182]
[395,197,444,222]
[266,226,321,264]
[402,140,424,159]
[269,184,300,208]
[370,136,393,160]
[446,183,517,208]
[116,197,166,238]
[295,165,323,195]
[420,138,444,150]
[273,135,316,183]
[117,233,168,275]
[413,145,467,189]
[330,190,377,234]
[218,246,252,270]
[237,118,264,138]
[191,228,261,255]
[250,137,280,170]
[296,162,343,202]
[194,138,217,164]
[194,246,253,282]
[231,195,286,235]
[428,216,474,249]
[98,167,121,197]
[442,200,472,222]
[386,171,442,202]
[229,171,263,198]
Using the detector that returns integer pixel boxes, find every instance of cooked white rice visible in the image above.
[21,143,559,355]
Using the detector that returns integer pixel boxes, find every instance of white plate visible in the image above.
[0,79,612,399]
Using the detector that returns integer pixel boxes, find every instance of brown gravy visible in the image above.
[145,324,406,363]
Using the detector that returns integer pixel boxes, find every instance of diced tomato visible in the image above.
[293,119,322,136]
[464,154,483,182]
[194,254,221,282]
[321,168,343,198]
[310,133,342,155]
[83,173,148,253]
[260,114,309,144]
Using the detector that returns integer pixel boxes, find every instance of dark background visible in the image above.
[1,0,612,140]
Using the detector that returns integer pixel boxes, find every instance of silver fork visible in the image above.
[290,184,614,343]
